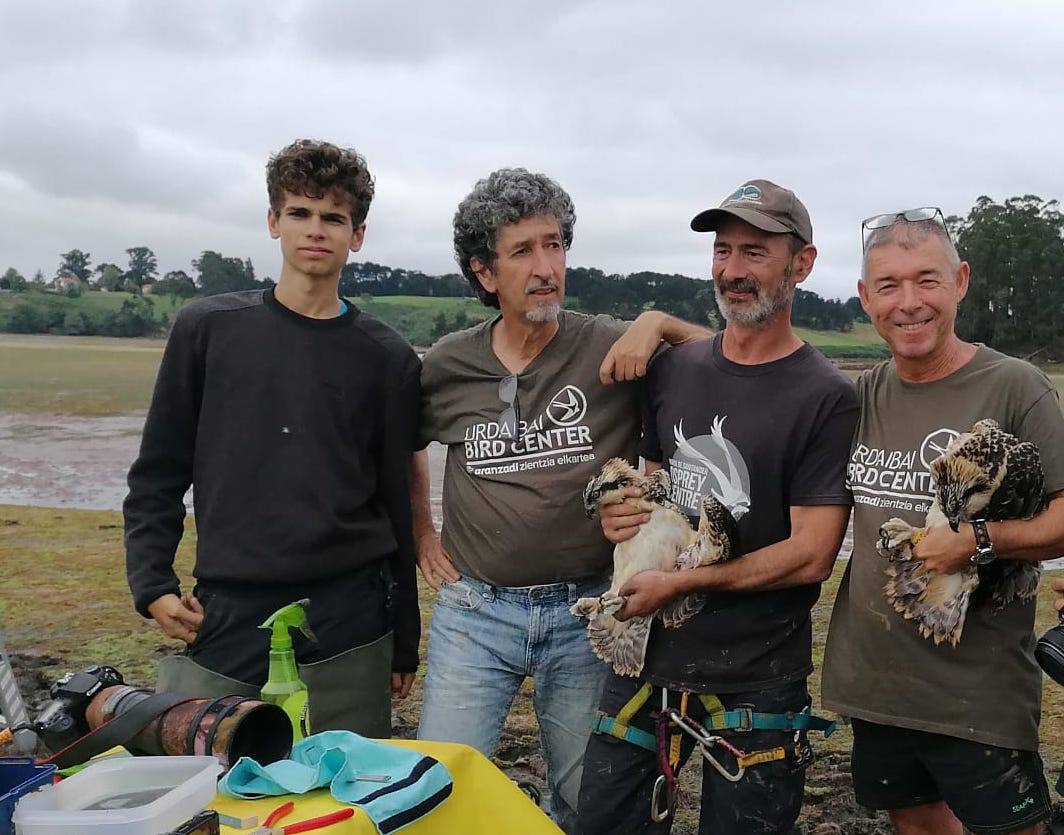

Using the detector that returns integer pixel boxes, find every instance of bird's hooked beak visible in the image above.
[939,488,962,532]
[584,493,599,519]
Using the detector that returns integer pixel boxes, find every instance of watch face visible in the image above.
[971,548,996,565]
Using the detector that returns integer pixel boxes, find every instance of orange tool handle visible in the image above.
[264,801,295,828]
[282,807,355,833]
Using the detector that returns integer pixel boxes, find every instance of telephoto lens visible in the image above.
[1035,614,1064,686]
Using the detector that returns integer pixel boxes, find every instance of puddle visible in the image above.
[0,413,447,525]
[18,415,1064,569]
[0,413,150,510]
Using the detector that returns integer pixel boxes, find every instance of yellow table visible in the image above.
[211,739,561,833]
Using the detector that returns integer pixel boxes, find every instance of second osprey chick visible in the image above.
[877,419,1047,646]
[572,457,739,676]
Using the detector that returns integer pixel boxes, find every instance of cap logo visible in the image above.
[723,184,762,205]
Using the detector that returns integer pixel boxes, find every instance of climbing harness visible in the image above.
[592,683,836,823]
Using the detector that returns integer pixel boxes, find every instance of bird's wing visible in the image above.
[659,592,705,628]
[884,561,979,646]
[991,441,1048,520]
[585,612,652,678]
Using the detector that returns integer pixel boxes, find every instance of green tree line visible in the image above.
[950,195,1064,360]
[2,192,1060,354]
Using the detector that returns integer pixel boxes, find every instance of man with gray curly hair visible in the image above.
[451,167,576,321]
[410,168,709,830]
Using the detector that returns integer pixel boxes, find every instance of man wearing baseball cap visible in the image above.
[577,180,858,834]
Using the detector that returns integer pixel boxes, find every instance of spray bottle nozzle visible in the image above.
[259,599,317,651]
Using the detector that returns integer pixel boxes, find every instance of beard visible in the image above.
[714,271,793,328]
[526,302,561,323]
[524,280,561,323]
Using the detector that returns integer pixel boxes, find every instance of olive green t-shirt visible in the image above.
[822,345,1064,750]
[419,310,640,586]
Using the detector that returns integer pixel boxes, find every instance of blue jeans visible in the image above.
[417,573,609,833]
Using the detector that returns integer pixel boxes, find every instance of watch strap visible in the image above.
[970,519,996,564]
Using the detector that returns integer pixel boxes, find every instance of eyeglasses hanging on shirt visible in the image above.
[497,374,520,439]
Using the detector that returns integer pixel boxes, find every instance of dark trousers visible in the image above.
[578,672,810,835]
[188,561,389,687]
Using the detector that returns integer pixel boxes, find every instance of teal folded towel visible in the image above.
[219,731,453,833]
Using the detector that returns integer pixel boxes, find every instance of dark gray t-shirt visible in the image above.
[640,334,858,692]
[420,310,641,586]
[822,346,1064,750]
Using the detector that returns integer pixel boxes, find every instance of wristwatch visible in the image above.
[969,519,997,565]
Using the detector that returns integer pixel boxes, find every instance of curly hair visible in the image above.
[453,168,576,308]
[266,139,375,226]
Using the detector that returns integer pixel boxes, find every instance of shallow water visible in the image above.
[21,413,1064,568]
[0,413,146,510]
[0,412,446,524]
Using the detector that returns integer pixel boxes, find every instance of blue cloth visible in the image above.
[417,574,609,832]
[338,299,348,316]
[219,731,452,833]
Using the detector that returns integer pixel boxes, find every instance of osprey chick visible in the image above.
[571,458,738,676]
[877,419,1047,646]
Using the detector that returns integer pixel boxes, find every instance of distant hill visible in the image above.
[0,252,890,358]
[0,287,892,356]
[340,261,868,339]
[0,287,181,338]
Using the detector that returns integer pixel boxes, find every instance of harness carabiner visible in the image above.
[650,773,673,823]
[663,707,746,783]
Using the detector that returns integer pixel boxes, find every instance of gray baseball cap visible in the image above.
[691,179,812,244]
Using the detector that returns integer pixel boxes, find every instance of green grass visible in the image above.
[356,295,494,346]
[359,295,486,310]
[0,288,182,327]
[0,334,163,415]
[4,504,1063,834]
[795,323,883,348]
[0,504,432,744]
[796,323,891,358]
[1047,364,1064,396]
[1,331,1058,418]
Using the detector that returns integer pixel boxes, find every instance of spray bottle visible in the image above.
[259,599,315,741]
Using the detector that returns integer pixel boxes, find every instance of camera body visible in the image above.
[1036,619,1064,686]
[33,665,124,752]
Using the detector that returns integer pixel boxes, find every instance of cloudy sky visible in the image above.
[1,1,1062,300]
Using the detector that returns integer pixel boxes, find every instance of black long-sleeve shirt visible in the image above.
[124,288,422,670]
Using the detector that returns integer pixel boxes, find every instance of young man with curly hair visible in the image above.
[125,139,421,736]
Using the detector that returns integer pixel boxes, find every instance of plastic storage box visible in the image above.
[11,755,220,834]
[1,759,56,835]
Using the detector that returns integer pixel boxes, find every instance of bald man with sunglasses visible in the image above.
[822,208,1064,835]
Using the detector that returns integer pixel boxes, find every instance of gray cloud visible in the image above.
[0,1,1062,301]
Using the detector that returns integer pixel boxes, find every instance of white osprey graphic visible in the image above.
[674,417,750,520]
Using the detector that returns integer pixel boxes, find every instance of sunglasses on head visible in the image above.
[861,207,950,249]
